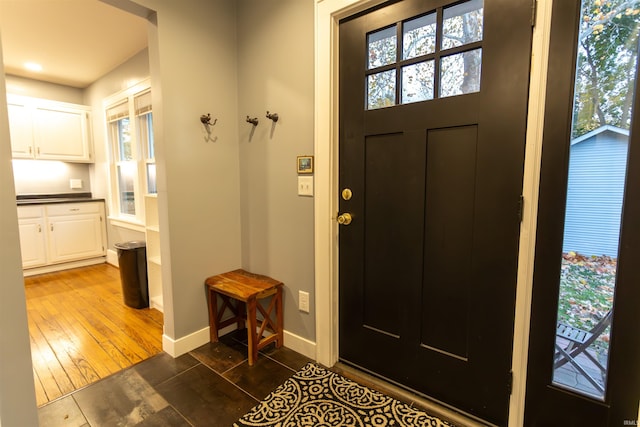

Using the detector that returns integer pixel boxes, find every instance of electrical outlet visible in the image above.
[299,290,310,313]
[298,176,313,197]
[69,179,82,189]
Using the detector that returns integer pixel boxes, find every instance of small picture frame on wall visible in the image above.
[297,155,314,174]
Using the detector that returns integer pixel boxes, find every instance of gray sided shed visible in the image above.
[562,125,629,257]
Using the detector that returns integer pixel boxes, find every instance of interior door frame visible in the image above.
[313,0,554,425]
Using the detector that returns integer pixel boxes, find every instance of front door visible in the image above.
[338,0,533,424]
[525,0,640,424]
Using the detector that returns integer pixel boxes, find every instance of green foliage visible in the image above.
[572,0,640,137]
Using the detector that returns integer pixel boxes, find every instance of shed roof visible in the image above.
[571,125,629,146]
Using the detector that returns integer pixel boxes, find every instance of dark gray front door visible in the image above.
[338,0,534,424]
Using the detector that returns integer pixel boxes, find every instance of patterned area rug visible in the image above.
[234,363,455,427]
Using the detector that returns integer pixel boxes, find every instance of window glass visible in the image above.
[403,13,437,60]
[117,118,132,161]
[367,70,396,109]
[551,0,640,400]
[146,163,157,195]
[402,61,435,103]
[368,26,397,69]
[442,0,484,50]
[440,48,482,98]
[117,163,136,215]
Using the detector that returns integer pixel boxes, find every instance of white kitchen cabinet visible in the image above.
[17,206,47,268]
[46,203,105,264]
[17,201,107,274]
[7,95,93,162]
[7,101,34,158]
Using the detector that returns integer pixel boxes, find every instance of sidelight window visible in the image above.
[366,0,484,109]
[552,0,640,400]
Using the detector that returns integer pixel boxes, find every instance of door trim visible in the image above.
[313,1,553,425]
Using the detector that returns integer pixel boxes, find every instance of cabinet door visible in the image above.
[7,102,35,159]
[47,214,105,263]
[18,218,48,268]
[33,107,91,162]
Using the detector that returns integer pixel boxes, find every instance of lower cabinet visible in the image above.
[17,206,47,268]
[17,202,106,273]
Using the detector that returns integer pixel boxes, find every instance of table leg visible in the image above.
[208,288,219,343]
[246,297,258,366]
[276,287,283,348]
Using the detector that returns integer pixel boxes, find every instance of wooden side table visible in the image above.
[204,269,283,366]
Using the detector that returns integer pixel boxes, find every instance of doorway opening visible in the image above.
[1,0,163,406]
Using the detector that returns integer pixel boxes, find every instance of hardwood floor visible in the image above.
[24,263,163,406]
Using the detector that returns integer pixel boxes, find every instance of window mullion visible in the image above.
[434,7,444,100]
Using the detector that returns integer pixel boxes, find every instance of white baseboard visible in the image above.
[162,326,211,357]
[283,330,316,360]
[23,257,106,277]
[150,295,164,313]
[106,249,118,267]
[162,325,317,361]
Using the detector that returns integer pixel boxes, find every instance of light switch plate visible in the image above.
[299,291,310,313]
[298,176,313,197]
[70,179,82,189]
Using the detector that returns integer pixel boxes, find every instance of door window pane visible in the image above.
[552,0,639,400]
[440,48,482,98]
[368,26,397,69]
[367,70,396,109]
[365,1,485,109]
[442,0,484,50]
[403,13,437,59]
[402,61,435,103]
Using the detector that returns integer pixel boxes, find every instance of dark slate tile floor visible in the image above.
[37,331,313,427]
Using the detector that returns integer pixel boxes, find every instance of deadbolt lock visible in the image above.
[337,213,353,225]
[341,188,353,201]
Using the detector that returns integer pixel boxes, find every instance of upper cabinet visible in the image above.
[7,95,93,163]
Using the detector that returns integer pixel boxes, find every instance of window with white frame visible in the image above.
[105,82,155,225]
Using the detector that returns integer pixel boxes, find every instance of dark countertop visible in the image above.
[16,193,105,206]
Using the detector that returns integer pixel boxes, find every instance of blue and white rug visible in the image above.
[234,363,454,427]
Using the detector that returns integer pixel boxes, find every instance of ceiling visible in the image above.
[0,0,148,88]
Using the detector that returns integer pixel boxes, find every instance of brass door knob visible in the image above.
[337,213,352,225]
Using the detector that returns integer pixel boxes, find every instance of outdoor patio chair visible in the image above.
[554,310,613,393]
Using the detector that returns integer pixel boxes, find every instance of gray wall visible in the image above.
[0,38,40,426]
[237,0,316,340]
[128,0,244,341]
[5,74,84,104]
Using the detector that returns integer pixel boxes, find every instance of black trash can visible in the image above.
[114,241,149,309]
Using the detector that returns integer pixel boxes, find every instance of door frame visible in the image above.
[313,0,554,425]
